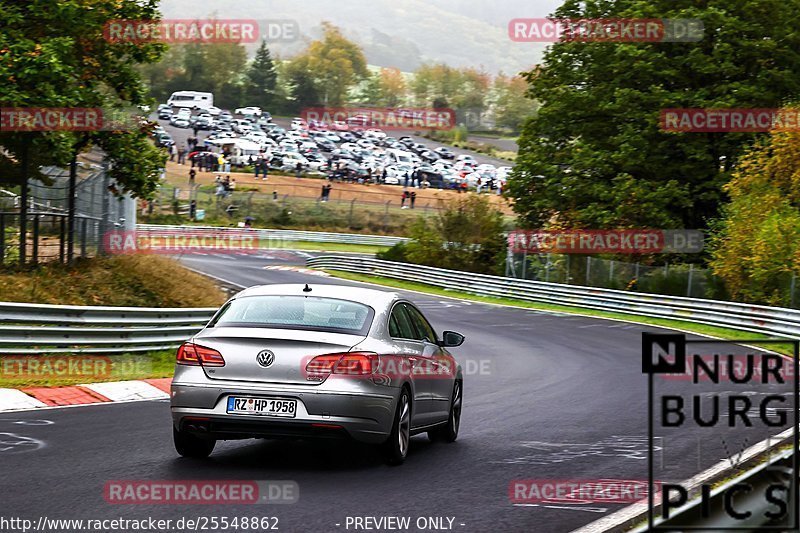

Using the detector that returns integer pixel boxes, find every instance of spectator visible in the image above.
[476,177,483,194]
[188,168,196,185]
[410,190,417,209]
[189,199,197,220]
[254,156,261,178]
[460,181,468,193]
[404,171,410,188]
[295,162,303,178]
[261,159,269,180]
[177,146,186,165]
[223,156,231,174]
[217,153,225,173]
[497,181,503,195]
[401,189,409,209]
[169,144,176,162]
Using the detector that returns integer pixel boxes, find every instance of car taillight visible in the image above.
[304,352,378,380]
[176,342,226,367]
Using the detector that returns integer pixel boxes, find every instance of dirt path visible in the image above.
[162,161,514,214]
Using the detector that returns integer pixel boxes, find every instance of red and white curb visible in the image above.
[0,378,172,412]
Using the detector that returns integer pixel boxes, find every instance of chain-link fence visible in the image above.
[506,252,800,309]
[0,155,136,265]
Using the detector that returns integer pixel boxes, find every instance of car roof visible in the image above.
[233,283,401,308]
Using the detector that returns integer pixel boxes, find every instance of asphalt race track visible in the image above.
[1,251,793,533]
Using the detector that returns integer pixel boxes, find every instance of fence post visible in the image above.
[586,256,591,286]
[31,215,39,264]
[609,260,615,284]
[521,249,527,279]
[544,253,550,283]
[687,264,694,297]
[790,273,796,308]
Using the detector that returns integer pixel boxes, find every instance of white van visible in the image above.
[167,91,215,110]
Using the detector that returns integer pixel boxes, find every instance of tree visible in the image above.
[404,195,507,274]
[508,0,800,231]
[709,123,800,306]
[0,0,167,197]
[244,41,278,109]
[290,22,368,107]
[357,68,408,107]
[492,74,538,133]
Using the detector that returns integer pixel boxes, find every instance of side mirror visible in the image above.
[440,330,465,347]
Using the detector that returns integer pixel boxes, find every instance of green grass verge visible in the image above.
[323,270,796,355]
[269,241,388,254]
[0,351,175,388]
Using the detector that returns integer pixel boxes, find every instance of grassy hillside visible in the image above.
[0,255,226,307]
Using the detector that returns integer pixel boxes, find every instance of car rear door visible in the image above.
[403,303,455,423]
[386,303,433,424]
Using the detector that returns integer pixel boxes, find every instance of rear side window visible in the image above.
[388,304,418,340]
[403,304,437,343]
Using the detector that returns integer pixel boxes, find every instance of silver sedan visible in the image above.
[170,283,465,464]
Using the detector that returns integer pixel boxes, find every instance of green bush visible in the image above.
[377,242,409,262]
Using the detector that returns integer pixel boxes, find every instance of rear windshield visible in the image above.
[209,296,374,335]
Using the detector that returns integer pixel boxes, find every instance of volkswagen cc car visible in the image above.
[171,283,465,464]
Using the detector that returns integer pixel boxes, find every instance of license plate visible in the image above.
[226,397,297,418]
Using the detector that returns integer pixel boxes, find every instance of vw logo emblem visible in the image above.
[256,350,275,368]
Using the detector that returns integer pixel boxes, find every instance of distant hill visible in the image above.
[158,0,560,74]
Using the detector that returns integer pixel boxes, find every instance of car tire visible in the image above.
[429,380,462,443]
[173,427,216,459]
[383,387,411,465]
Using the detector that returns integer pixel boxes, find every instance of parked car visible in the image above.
[235,106,262,117]
[434,147,455,159]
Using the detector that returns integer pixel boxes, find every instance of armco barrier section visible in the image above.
[136,224,408,247]
[0,302,217,354]
[305,256,800,338]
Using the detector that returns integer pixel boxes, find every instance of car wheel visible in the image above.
[383,387,411,465]
[429,380,462,443]
[173,427,216,459]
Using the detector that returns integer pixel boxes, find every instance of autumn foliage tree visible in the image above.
[709,122,800,306]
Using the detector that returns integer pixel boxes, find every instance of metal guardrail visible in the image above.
[629,449,795,532]
[0,302,216,354]
[305,256,800,338]
[136,224,408,247]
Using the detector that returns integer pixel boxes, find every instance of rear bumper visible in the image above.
[171,383,397,444]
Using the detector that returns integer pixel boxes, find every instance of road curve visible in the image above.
[0,251,790,533]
